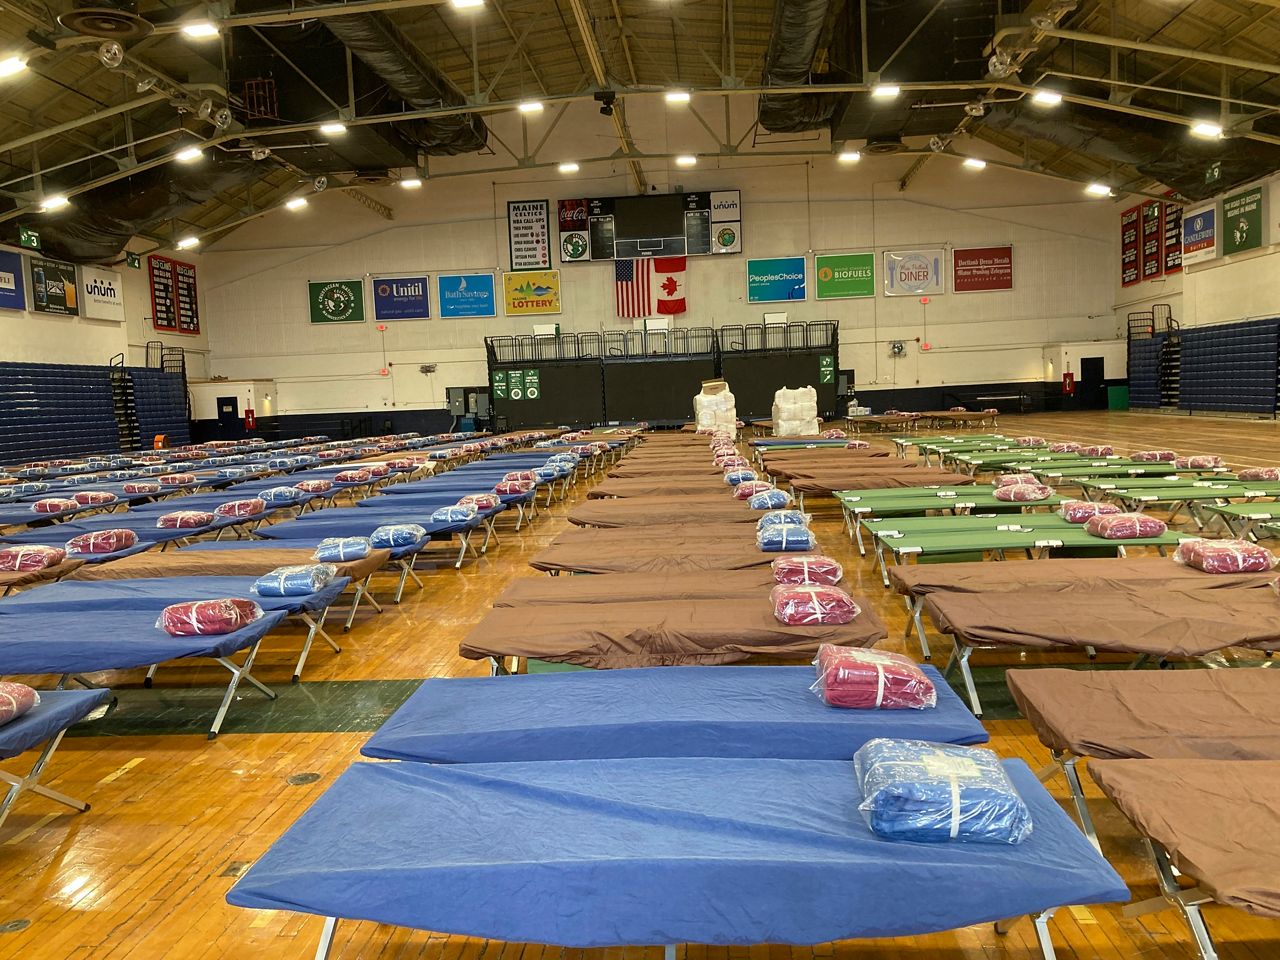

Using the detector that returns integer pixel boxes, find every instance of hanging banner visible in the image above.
[308,279,366,323]
[1162,197,1184,274]
[557,199,590,262]
[437,272,496,318]
[1181,203,1218,266]
[149,255,200,333]
[29,256,78,316]
[0,250,26,312]
[883,249,944,296]
[952,246,1013,293]
[371,275,430,321]
[1140,200,1163,281]
[1120,205,1141,286]
[508,199,551,270]
[80,265,126,322]
[1221,184,1267,256]
[746,256,806,303]
[814,252,875,300]
[503,270,561,316]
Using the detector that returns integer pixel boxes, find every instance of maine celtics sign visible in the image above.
[308,279,365,323]
[814,252,875,300]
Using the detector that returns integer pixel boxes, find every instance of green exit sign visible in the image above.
[18,226,39,249]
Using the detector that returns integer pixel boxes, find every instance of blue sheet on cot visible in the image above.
[257,511,477,540]
[0,575,349,616]
[362,665,986,763]
[0,608,287,675]
[225,757,1128,946]
[0,689,112,761]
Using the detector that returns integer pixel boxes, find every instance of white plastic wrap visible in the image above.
[811,646,936,710]
[772,386,820,437]
[253,564,338,597]
[693,384,738,437]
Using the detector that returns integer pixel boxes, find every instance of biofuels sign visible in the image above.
[814,252,874,300]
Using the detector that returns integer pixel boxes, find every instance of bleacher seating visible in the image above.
[129,368,190,447]
[1179,318,1280,414]
[0,362,121,462]
[1126,334,1165,409]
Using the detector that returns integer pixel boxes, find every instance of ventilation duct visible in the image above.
[757,0,844,133]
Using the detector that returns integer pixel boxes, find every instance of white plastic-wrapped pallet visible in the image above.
[693,379,738,437]
[772,385,820,436]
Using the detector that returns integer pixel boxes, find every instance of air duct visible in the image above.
[757,0,844,133]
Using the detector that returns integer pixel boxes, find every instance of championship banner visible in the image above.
[503,270,561,316]
[558,199,590,262]
[437,273,496,318]
[883,249,944,296]
[952,246,1013,293]
[508,199,551,270]
[308,279,365,323]
[1181,203,1218,266]
[149,255,200,333]
[1140,200,1163,281]
[29,256,78,316]
[746,256,806,303]
[80,264,126,321]
[1120,205,1141,286]
[814,252,874,300]
[0,250,26,312]
[371,275,430,321]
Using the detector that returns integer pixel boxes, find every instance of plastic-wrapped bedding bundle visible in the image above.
[993,474,1028,487]
[1084,513,1167,539]
[0,682,40,726]
[1014,436,1044,446]
[821,429,847,439]
[158,598,265,637]
[12,482,50,497]
[749,489,794,509]
[123,481,161,495]
[385,458,415,471]
[772,554,843,585]
[757,523,815,552]
[0,545,66,571]
[504,471,538,483]
[845,440,871,450]
[32,497,78,514]
[1131,450,1177,462]
[253,564,338,597]
[66,529,138,555]
[260,486,304,504]
[458,493,500,510]
[1076,445,1112,457]
[724,470,757,486]
[1175,538,1278,573]
[1048,442,1081,454]
[157,510,216,529]
[533,467,559,483]
[734,480,775,501]
[981,408,999,415]
[430,505,477,524]
[1058,500,1122,523]
[812,646,937,710]
[757,509,809,530]
[63,473,101,487]
[218,468,252,481]
[215,498,267,518]
[314,537,373,562]
[853,739,1034,844]
[158,473,197,486]
[105,470,140,481]
[948,406,967,412]
[74,491,117,506]
[772,584,860,625]
[1237,467,1280,482]
[1174,455,1224,469]
[494,480,534,495]
[295,479,334,494]
[715,455,750,470]
[335,470,372,484]
[372,523,429,548]
[141,465,168,475]
[365,465,391,478]
[772,386,819,437]
[992,483,1054,502]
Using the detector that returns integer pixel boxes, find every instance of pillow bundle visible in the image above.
[812,646,936,710]
[503,471,537,483]
[820,429,847,439]
[494,480,534,495]
[993,474,1028,487]
[1048,442,1080,454]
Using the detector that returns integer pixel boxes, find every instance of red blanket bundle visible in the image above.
[1048,442,1081,453]
[122,481,161,495]
[1058,500,1122,523]
[157,510,216,529]
[1174,455,1224,469]
[1084,513,1167,539]
[1237,467,1280,482]
[66,528,138,554]
[32,497,78,514]
[1014,436,1043,446]
[1078,445,1113,457]
[461,443,485,454]
[316,450,343,460]
[335,470,372,483]
[1175,538,1277,573]
[812,645,936,710]
[215,498,266,518]
[158,598,264,636]
[771,584,860,625]
[0,545,66,571]
[993,483,1053,502]
[295,479,334,493]
[458,493,500,510]
[993,474,1028,487]
[385,458,415,471]
[503,471,537,483]
[359,464,388,478]
[570,445,596,456]
[493,480,534,495]
[845,440,871,449]
[73,490,118,506]
[820,429,847,439]
[157,473,196,486]
[1131,450,1177,462]
[771,554,843,585]
[716,456,750,470]
[0,682,39,727]
[734,480,775,500]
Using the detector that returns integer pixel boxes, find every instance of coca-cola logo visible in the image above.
[558,199,587,230]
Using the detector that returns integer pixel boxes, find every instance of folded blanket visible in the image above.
[372,523,428,547]
[772,584,859,625]
[724,470,757,486]
[757,510,808,530]
[314,537,373,562]
[158,473,196,486]
[32,498,77,513]
[813,646,935,709]
[1175,538,1277,574]
[66,529,138,554]
[757,524,815,552]
[1174,455,1223,469]
[0,545,66,571]
[157,510,215,529]
[73,490,117,506]
[295,479,334,493]
[1078,445,1113,457]
[159,598,264,636]
[772,554,843,585]
[1058,500,1121,523]
[253,564,338,597]
[494,480,534,495]
[215,498,267,518]
[1131,450,1176,462]
[260,486,304,504]
[0,682,39,727]
[123,481,161,494]
[335,470,372,483]
[1084,513,1167,539]
[993,483,1053,502]
[431,505,476,524]
[1237,467,1280,482]
[458,493,500,510]
[734,480,775,500]
[749,489,794,509]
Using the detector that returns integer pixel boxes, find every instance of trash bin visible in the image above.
[1107,386,1129,410]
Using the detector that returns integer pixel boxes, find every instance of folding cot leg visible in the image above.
[293,609,340,682]
[0,730,89,831]
[481,516,499,552]
[394,556,424,602]
[514,502,525,531]
[144,663,159,688]
[1052,752,1100,851]
[853,517,866,556]
[945,641,983,717]
[1124,842,1220,960]
[313,916,338,960]
[906,596,931,660]
[664,946,677,960]
[210,641,276,740]
[874,543,891,588]
[343,576,381,632]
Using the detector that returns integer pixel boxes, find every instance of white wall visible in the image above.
[189,379,276,420]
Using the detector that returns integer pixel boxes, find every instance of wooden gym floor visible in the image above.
[1,411,1279,960]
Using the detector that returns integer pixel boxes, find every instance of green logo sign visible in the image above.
[715,226,737,248]
[508,369,525,400]
[819,355,835,384]
[561,234,587,260]
[126,251,141,269]
[492,370,508,399]
[308,279,365,323]
[814,252,875,300]
[1221,185,1266,256]
[524,368,540,400]
[18,227,40,250]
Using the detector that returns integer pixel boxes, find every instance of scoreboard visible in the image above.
[557,190,742,263]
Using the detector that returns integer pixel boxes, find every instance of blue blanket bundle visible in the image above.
[105,470,141,481]
[11,482,50,497]
[260,486,304,504]
[533,468,559,482]
[756,523,815,552]
[247,451,274,461]
[757,510,808,530]
[371,523,428,548]
[313,537,372,562]
[141,464,169,475]
[854,739,1033,845]
[62,473,99,486]
[268,457,297,471]
[253,564,338,597]
[428,451,454,461]
[748,489,794,509]
[218,468,252,480]
[431,505,477,523]
[724,470,757,486]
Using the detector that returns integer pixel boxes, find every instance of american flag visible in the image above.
[614,259,652,318]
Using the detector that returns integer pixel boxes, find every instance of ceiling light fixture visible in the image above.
[181,21,220,39]
[400,178,423,189]
[558,162,580,174]
[1190,121,1223,139]
[176,236,200,249]
[40,195,70,213]
[285,197,308,210]
[962,157,987,170]
[174,146,204,163]
[664,90,691,104]
[837,150,861,163]
[674,154,697,167]
[1084,182,1113,197]
[517,100,543,114]
[0,55,28,78]
[450,0,484,8]
[1031,90,1063,106]
[872,84,900,98]
[318,122,347,136]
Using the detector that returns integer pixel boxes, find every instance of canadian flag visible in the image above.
[653,256,686,315]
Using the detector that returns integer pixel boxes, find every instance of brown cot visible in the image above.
[588,477,736,498]
[1,559,86,596]
[529,539,813,575]
[459,597,885,669]
[568,496,757,527]
[494,568,779,605]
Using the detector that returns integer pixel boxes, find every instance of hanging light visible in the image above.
[285,197,308,210]
[400,178,423,189]
[1190,121,1223,139]
[1084,182,1113,197]
[0,55,28,78]
[174,146,204,163]
[181,21,220,39]
[176,236,200,249]
[962,157,987,170]
[517,100,543,114]
[319,122,347,136]
[1032,90,1063,106]
[558,162,580,174]
[40,195,70,213]
[871,84,900,98]
[674,155,697,167]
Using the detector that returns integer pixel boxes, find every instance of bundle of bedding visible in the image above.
[158,598,265,636]
[0,682,39,726]
[845,440,871,449]
[372,524,429,547]
[32,498,78,513]
[1238,467,1280,482]
[772,584,860,625]
[812,646,936,710]
[757,523,815,552]
[335,470,372,484]
[458,493,500,510]
[66,529,138,555]
[993,483,1054,502]
[123,481,161,495]
[1015,437,1043,446]
[1174,455,1224,469]
[1048,442,1081,454]
[158,473,196,486]
[0,545,66,571]
[295,479,334,493]
[73,491,117,506]
[724,470,757,486]
[733,481,775,500]
[314,537,373,562]
[1131,450,1177,462]
[1058,500,1121,523]
[260,486,304,504]
[253,564,338,597]
[494,480,534,495]
[749,489,794,509]
[1174,538,1278,574]
[431,505,477,523]
[157,510,216,529]
[1084,513,1167,539]
[772,554,843,585]
[1078,445,1113,457]
[215,498,267,518]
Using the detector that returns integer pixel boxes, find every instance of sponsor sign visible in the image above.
[437,272,496,318]
[29,256,79,316]
[1181,203,1218,266]
[883,249,944,296]
[149,255,200,333]
[558,198,590,262]
[308,279,365,324]
[503,270,561,316]
[814,252,875,300]
[952,246,1013,293]
[746,256,806,302]
[508,199,551,270]
[80,264,126,322]
[0,250,26,312]
[371,275,430,321]
[1221,185,1267,256]
[710,190,742,254]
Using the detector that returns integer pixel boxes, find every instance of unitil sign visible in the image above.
[952,246,1013,293]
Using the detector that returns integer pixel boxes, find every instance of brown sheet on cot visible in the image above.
[607,465,725,478]
[551,522,766,545]
[0,559,86,592]
[589,477,742,498]
[530,540,810,575]
[924,585,1280,658]
[495,568,780,605]
[69,545,392,582]
[459,597,885,667]
[568,496,758,527]
[1089,758,1280,918]
[790,470,975,494]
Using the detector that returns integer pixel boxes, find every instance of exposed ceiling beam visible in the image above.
[0,94,168,157]
[988,26,1280,77]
